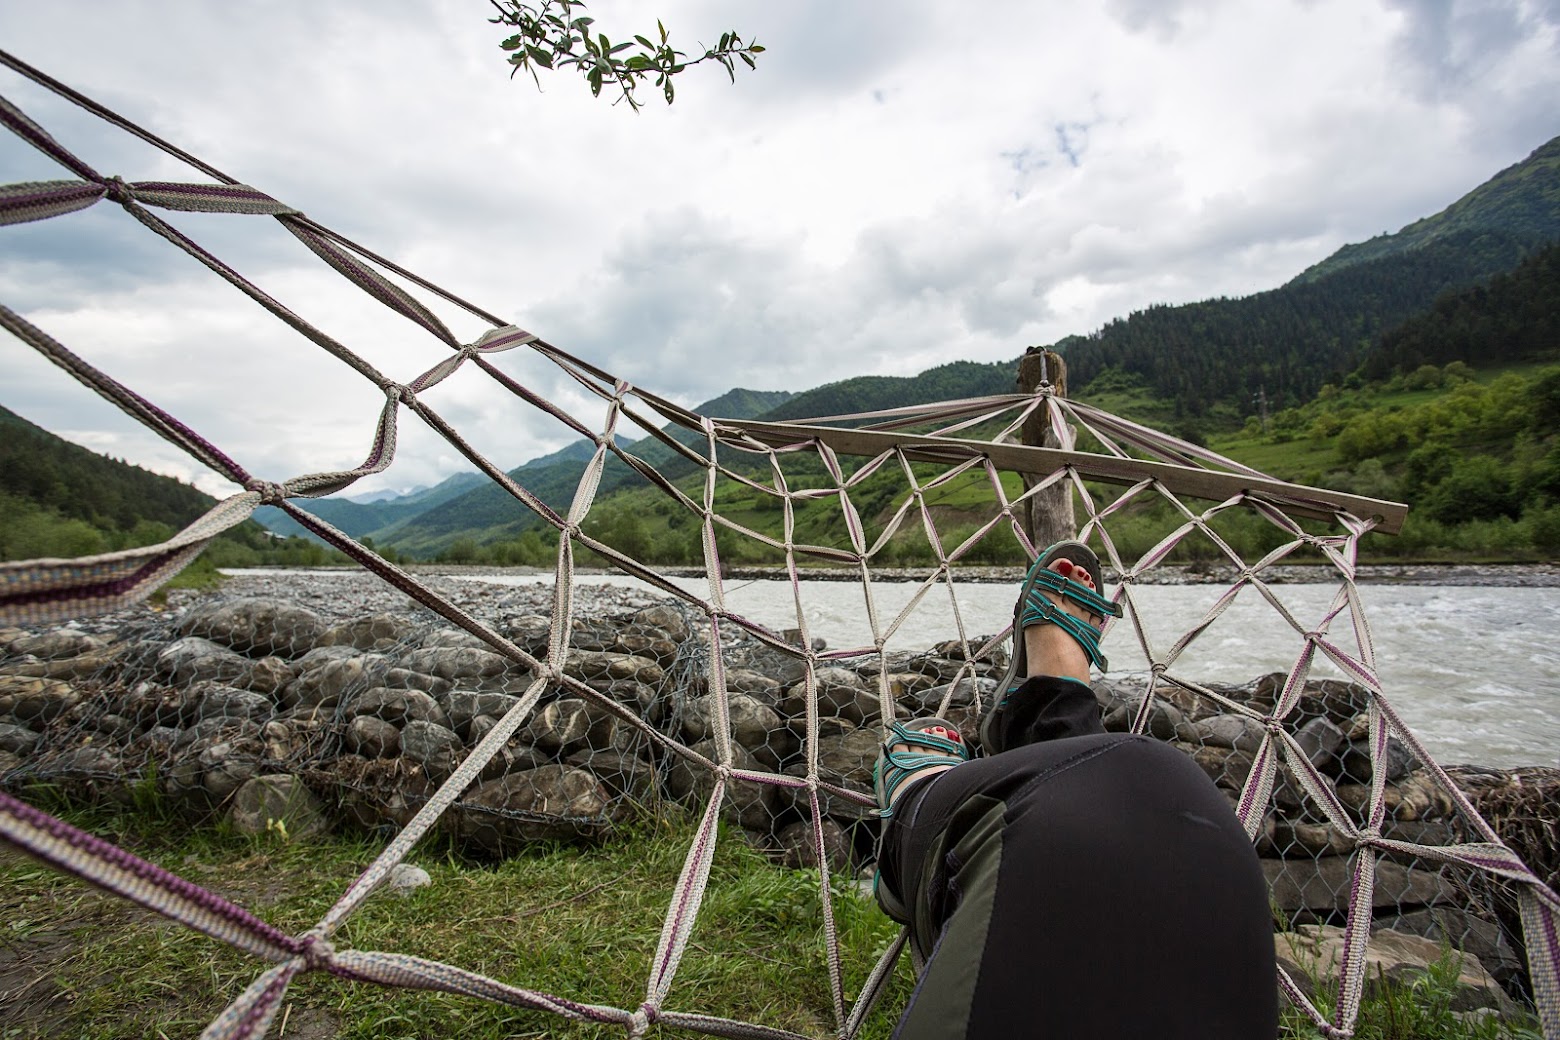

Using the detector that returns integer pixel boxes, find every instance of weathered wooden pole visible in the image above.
[1017,347,1077,548]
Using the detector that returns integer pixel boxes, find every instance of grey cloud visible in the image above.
[1382,0,1551,96]
[1104,0,1224,40]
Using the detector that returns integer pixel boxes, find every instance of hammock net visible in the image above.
[0,49,1556,1040]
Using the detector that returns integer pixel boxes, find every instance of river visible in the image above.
[463,572,1559,771]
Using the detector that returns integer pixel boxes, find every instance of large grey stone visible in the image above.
[1336,772,1454,823]
[344,715,401,758]
[682,694,783,757]
[1275,924,1511,1012]
[401,646,519,683]
[813,728,882,788]
[1263,858,1457,914]
[1339,737,1420,785]
[199,739,265,802]
[180,598,324,657]
[781,668,882,725]
[1173,740,1255,792]
[0,676,81,724]
[1271,820,1356,858]
[1180,712,1267,753]
[443,690,521,739]
[665,740,776,831]
[0,722,41,756]
[565,748,657,802]
[282,654,386,712]
[1103,692,1183,740]
[157,638,250,686]
[195,683,275,722]
[523,697,593,754]
[243,656,296,697]
[900,676,995,715]
[1373,907,1525,994]
[341,687,448,729]
[452,765,612,850]
[227,774,329,840]
[587,679,661,723]
[631,604,691,644]
[317,613,418,651]
[9,629,107,661]
[564,650,663,686]
[400,721,464,781]
[777,818,852,872]
[614,631,680,665]
[1292,717,1346,771]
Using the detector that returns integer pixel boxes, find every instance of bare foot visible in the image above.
[882,724,962,810]
[1023,557,1104,685]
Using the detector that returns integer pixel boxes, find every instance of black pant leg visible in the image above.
[884,733,1278,1039]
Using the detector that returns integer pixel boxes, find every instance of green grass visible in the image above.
[1,798,1546,1039]
[0,804,910,1040]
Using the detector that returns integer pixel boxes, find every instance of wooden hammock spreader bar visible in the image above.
[720,419,1410,535]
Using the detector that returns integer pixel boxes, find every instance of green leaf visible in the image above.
[527,45,554,69]
[658,18,668,44]
[749,44,765,54]
[740,52,756,70]
[633,35,653,50]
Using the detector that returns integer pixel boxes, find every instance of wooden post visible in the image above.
[1017,347,1076,548]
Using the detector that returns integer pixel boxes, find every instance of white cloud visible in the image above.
[0,0,1555,499]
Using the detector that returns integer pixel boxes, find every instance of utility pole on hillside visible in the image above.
[1017,347,1077,547]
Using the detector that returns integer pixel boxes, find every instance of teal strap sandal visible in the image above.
[873,717,969,923]
[873,717,970,820]
[983,541,1123,752]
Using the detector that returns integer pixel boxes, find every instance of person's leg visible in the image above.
[876,547,1277,1038]
[886,734,1278,1039]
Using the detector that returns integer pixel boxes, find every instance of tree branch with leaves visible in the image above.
[489,0,764,109]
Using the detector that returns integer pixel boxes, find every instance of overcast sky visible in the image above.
[2,0,1557,499]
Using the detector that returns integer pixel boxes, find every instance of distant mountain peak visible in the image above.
[1290,133,1560,286]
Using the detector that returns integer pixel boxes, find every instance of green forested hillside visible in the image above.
[764,361,1016,421]
[1061,227,1535,415]
[1294,135,1560,284]
[0,404,339,568]
[1360,243,1560,378]
[1059,133,1560,414]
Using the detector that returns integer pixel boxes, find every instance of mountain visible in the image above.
[1359,241,1560,378]
[1057,134,1560,414]
[0,404,315,565]
[763,360,1016,422]
[252,470,486,541]
[1294,136,1560,285]
[0,404,212,537]
[261,387,794,556]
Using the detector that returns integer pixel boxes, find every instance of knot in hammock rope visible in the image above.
[245,479,288,506]
[381,380,414,405]
[627,1002,658,1037]
[101,174,132,204]
[297,934,336,972]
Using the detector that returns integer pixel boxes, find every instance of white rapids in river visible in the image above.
[467,573,1559,771]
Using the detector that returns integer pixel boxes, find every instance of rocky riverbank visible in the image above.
[1,570,1550,1011]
